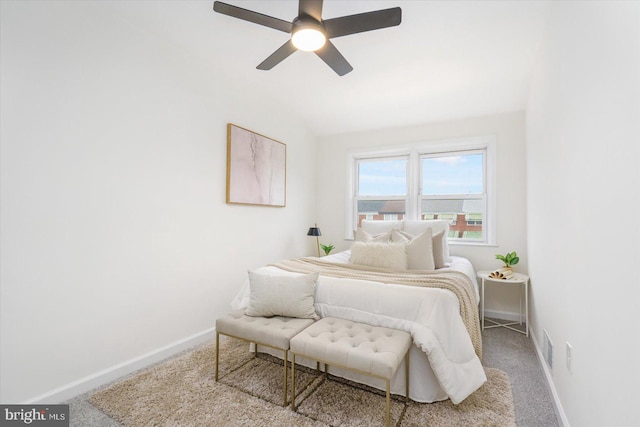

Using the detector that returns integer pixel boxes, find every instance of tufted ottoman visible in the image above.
[215,309,315,406]
[290,317,412,427]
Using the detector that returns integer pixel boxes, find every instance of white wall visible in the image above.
[526,2,640,426]
[0,1,316,403]
[316,111,528,317]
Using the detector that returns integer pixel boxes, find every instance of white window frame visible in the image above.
[345,135,497,246]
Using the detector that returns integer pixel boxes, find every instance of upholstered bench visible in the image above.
[290,317,412,427]
[215,309,315,406]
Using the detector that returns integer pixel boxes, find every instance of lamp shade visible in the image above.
[307,227,322,237]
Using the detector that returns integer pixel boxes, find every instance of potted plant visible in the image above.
[320,244,335,256]
[495,251,519,273]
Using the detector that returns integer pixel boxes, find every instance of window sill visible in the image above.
[448,241,498,248]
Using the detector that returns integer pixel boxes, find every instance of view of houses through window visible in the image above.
[356,200,483,239]
[354,150,486,241]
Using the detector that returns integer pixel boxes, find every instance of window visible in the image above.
[354,157,408,228]
[420,151,486,242]
[346,136,496,244]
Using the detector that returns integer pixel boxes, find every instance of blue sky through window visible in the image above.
[358,154,483,196]
[422,154,483,195]
[358,158,407,196]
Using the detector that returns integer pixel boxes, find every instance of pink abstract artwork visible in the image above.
[226,124,286,207]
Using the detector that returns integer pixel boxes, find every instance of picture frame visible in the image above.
[226,123,286,207]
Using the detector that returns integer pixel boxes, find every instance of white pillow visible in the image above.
[361,220,403,235]
[245,271,319,319]
[350,242,407,271]
[391,229,435,270]
[354,227,391,243]
[403,220,451,261]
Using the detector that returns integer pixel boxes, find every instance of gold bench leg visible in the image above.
[283,349,288,407]
[385,379,391,427]
[215,332,219,382]
[291,354,296,410]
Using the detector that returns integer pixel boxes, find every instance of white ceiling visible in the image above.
[105,0,552,137]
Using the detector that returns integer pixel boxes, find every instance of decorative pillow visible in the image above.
[403,220,451,261]
[361,219,403,235]
[350,242,407,271]
[245,271,319,319]
[391,229,435,270]
[354,227,391,243]
[392,229,447,269]
[431,230,447,269]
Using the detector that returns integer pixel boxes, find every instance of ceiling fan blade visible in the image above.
[257,40,298,70]
[213,1,292,33]
[299,0,323,21]
[315,41,353,76]
[323,7,402,39]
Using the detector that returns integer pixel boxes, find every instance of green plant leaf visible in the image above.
[496,251,519,266]
[320,244,335,255]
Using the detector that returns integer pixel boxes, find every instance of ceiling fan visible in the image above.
[213,0,402,76]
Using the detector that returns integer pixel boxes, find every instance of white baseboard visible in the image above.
[25,327,217,404]
[529,329,571,427]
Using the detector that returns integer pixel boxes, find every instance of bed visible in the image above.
[230,220,487,404]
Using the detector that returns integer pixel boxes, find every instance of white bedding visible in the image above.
[230,251,486,404]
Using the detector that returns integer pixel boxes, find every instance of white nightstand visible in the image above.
[477,270,530,336]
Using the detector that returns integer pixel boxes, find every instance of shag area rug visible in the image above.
[90,336,515,426]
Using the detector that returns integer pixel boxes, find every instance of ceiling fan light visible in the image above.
[291,27,326,51]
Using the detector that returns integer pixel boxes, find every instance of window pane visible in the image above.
[357,200,406,228]
[421,199,483,240]
[422,153,483,195]
[462,231,483,239]
[358,158,407,196]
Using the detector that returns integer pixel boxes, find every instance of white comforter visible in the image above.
[230,252,486,404]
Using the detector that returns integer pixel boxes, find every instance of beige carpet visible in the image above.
[90,336,515,426]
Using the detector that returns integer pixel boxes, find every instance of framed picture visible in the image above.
[226,123,286,207]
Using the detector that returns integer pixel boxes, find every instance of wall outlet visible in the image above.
[543,329,553,369]
[566,342,573,374]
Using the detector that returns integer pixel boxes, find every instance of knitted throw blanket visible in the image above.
[270,257,482,359]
